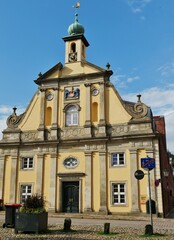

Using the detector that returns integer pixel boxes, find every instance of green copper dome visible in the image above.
[68,14,85,36]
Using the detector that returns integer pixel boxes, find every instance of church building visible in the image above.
[0,9,173,217]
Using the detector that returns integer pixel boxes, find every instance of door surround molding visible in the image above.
[58,173,84,213]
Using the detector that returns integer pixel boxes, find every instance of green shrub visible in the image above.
[20,194,46,213]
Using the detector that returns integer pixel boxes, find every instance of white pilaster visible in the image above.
[84,152,92,212]
[99,82,105,125]
[49,154,57,210]
[36,154,44,195]
[38,88,46,140]
[99,151,107,213]
[9,156,18,203]
[51,87,59,139]
[0,156,5,198]
[130,150,140,212]
[84,83,91,126]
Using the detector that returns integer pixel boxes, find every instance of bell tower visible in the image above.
[63,3,89,64]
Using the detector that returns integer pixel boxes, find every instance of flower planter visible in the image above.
[15,212,48,234]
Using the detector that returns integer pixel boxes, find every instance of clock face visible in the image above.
[63,157,79,168]
[69,52,77,62]
[46,92,54,101]
[92,88,99,96]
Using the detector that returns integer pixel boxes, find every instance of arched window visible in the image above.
[65,105,78,126]
[71,42,76,53]
[92,102,98,122]
[45,107,52,126]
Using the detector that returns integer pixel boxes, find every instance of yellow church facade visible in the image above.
[0,13,167,216]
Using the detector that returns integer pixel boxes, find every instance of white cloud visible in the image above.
[0,105,13,138]
[122,86,174,108]
[122,85,174,153]
[111,74,140,88]
[128,0,152,14]
[127,76,140,83]
[0,116,7,137]
[140,16,146,21]
[110,74,126,88]
[0,105,13,115]
[158,60,174,78]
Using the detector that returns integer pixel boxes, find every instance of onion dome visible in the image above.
[68,13,85,36]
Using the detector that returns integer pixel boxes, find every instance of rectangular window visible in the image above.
[65,106,79,126]
[66,112,78,126]
[112,183,126,205]
[111,153,125,166]
[22,157,33,169]
[20,184,32,203]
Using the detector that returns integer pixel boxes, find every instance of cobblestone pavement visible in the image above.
[0,212,174,239]
[1,223,174,240]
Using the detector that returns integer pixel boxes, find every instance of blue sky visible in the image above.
[0,0,174,152]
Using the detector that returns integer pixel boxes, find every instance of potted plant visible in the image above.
[15,194,48,234]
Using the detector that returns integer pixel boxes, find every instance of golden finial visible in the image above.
[73,2,80,14]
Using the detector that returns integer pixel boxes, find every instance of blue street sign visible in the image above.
[141,157,155,170]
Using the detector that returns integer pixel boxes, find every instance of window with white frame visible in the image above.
[20,184,32,203]
[65,105,78,126]
[112,183,126,205]
[21,157,33,169]
[111,153,125,166]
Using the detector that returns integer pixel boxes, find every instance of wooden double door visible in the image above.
[62,181,79,213]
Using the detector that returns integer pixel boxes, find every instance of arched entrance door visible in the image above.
[62,181,79,213]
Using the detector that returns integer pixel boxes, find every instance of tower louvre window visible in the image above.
[71,42,76,53]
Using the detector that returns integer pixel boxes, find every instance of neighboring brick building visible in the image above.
[154,116,174,217]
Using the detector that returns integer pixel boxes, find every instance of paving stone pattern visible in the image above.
[1,223,174,240]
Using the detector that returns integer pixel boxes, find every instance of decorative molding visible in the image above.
[53,87,59,91]
[60,127,86,138]
[46,91,54,101]
[63,156,79,169]
[105,82,113,87]
[44,129,52,140]
[125,101,148,119]
[63,103,81,112]
[21,131,38,142]
[111,125,129,134]
[57,172,85,177]
[64,86,80,100]
[91,88,99,96]
[6,111,24,129]
[39,87,46,92]
[68,52,77,62]
[84,83,91,87]
[84,144,106,151]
